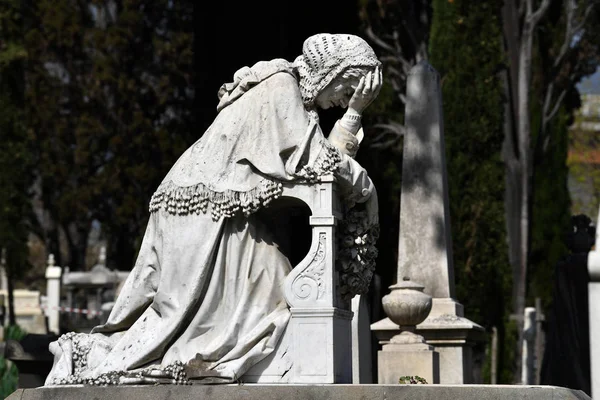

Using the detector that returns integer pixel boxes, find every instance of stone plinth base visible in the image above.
[7,384,591,400]
[377,331,439,384]
[378,349,439,384]
[243,307,353,383]
[372,298,486,384]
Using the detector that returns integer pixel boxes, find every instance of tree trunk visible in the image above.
[514,18,535,382]
[501,0,523,313]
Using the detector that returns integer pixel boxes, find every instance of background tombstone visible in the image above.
[44,254,61,335]
[587,205,600,398]
[371,61,484,384]
[521,307,537,384]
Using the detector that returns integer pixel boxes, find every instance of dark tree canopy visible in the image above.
[25,0,194,270]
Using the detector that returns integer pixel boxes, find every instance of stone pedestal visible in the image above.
[376,279,440,384]
[378,331,439,384]
[289,307,353,383]
[372,298,485,384]
[243,176,353,384]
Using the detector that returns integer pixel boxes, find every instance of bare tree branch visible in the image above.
[541,1,598,136]
[364,26,399,56]
[365,26,413,72]
[530,0,551,26]
[544,86,568,126]
[373,122,406,136]
[370,139,400,149]
[365,122,406,149]
[551,0,596,69]
[386,65,407,79]
[518,0,526,20]
[542,81,556,120]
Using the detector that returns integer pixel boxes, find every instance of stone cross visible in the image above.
[521,307,537,384]
[397,61,455,301]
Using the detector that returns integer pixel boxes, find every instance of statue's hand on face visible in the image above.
[315,78,358,110]
[348,66,382,115]
[314,66,382,112]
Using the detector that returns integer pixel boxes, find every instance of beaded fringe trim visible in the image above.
[149,179,284,220]
[149,141,342,220]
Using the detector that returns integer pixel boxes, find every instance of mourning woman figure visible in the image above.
[45,33,381,385]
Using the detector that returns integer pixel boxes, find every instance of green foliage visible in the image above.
[0,355,19,400]
[25,0,195,269]
[529,107,571,309]
[429,0,512,382]
[0,325,27,399]
[4,324,27,341]
[398,375,428,384]
[526,0,588,312]
[0,0,35,310]
[500,318,518,383]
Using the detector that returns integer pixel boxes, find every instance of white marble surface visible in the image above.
[45,34,382,386]
[521,307,536,384]
[587,205,600,398]
[351,294,373,383]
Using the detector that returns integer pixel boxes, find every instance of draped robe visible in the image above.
[45,59,374,385]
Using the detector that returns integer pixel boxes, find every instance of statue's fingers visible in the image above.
[375,76,383,97]
[373,67,381,91]
[354,76,366,96]
[372,68,383,98]
[363,71,372,94]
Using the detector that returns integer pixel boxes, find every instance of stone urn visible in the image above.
[382,277,432,329]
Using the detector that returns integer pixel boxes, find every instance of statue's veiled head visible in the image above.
[294,33,381,108]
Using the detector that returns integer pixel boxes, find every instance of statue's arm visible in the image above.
[327,122,364,159]
[335,153,374,203]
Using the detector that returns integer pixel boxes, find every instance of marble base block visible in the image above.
[243,307,353,384]
[8,384,591,400]
[372,298,485,384]
[377,334,440,384]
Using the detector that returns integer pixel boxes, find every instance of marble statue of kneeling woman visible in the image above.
[45,33,382,385]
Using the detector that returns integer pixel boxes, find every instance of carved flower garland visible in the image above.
[336,208,379,300]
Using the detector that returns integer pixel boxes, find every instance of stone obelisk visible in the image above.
[371,61,484,384]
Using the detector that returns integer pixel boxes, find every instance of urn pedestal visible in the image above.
[377,279,440,384]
